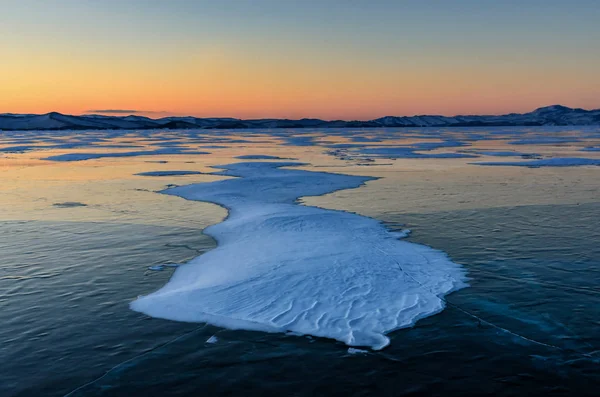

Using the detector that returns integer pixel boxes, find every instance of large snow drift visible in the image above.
[131,162,467,349]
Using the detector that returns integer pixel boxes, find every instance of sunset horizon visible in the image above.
[2,102,599,121]
[2,1,599,120]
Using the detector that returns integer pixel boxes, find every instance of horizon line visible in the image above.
[2,104,598,122]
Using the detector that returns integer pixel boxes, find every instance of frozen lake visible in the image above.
[1,126,600,396]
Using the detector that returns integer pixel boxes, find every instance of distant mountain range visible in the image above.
[1,105,599,131]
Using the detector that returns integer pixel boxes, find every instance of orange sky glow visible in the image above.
[1,1,599,119]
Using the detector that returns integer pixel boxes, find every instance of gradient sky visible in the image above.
[1,0,599,119]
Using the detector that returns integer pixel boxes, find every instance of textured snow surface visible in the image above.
[130,162,467,350]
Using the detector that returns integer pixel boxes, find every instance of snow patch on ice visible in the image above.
[347,347,369,355]
[148,263,180,271]
[130,162,467,350]
[206,335,219,344]
[390,229,411,239]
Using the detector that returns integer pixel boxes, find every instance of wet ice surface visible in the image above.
[1,126,600,396]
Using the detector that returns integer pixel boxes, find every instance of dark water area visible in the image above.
[2,202,599,396]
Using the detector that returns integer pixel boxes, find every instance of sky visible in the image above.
[1,0,599,119]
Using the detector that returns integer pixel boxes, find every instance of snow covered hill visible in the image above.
[1,105,599,131]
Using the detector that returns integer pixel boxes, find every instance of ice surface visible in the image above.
[131,162,467,350]
[52,202,87,208]
[350,137,382,143]
[235,155,289,160]
[0,145,41,153]
[136,171,204,177]
[474,157,600,167]
[408,140,468,150]
[281,135,317,146]
[0,143,139,153]
[323,140,475,160]
[469,150,539,157]
[355,147,477,159]
[508,137,581,145]
[43,148,209,162]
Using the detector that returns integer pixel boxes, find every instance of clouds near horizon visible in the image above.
[88,109,141,114]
